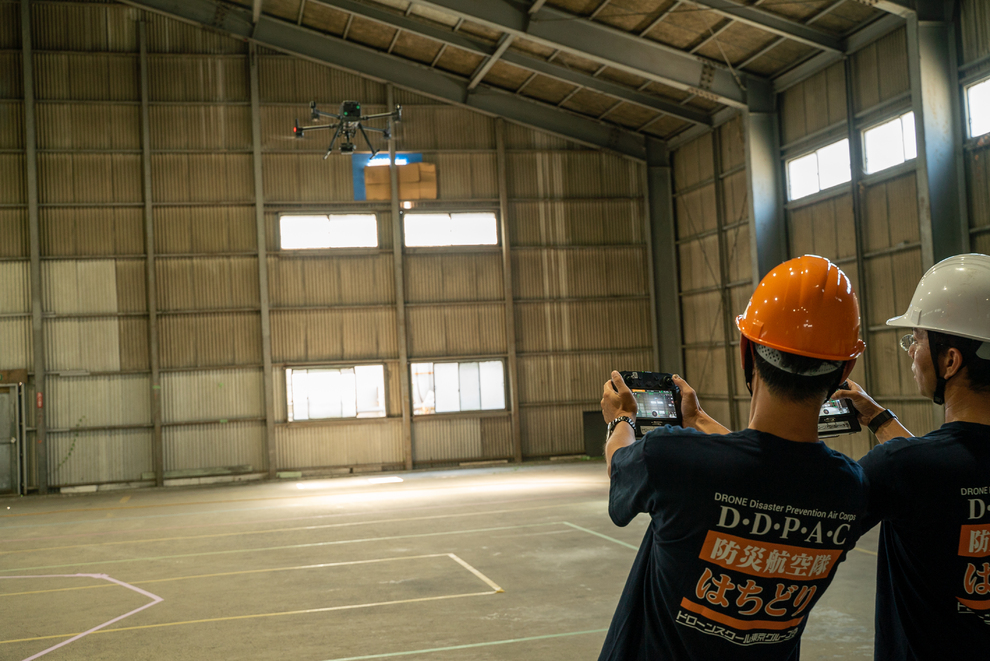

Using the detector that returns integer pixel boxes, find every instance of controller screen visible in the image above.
[820,399,850,416]
[632,389,677,420]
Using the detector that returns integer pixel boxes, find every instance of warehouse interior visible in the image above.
[0,0,988,657]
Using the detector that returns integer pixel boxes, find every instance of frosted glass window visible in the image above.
[280,214,378,249]
[404,212,498,247]
[967,78,990,138]
[286,366,385,421]
[786,139,851,201]
[410,361,506,415]
[863,112,917,174]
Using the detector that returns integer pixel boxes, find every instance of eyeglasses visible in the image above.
[899,334,917,352]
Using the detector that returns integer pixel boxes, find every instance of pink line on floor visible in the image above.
[0,573,163,660]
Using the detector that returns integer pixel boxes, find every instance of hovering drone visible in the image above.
[292,100,402,158]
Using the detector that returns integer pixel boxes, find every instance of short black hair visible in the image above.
[927,330,990,393]
[752,348,843,404]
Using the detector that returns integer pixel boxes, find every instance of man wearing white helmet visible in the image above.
[835,253,990,659]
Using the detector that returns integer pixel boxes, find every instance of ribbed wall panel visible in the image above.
[506,152,639,198]
[162,368,264,423]
[48,374,150,429]
[151,153,253,203]
[673,133,714,190]
[44,318,121,372]
[0,53,23,99]
[48,429,152,487]
[680,290,724,344]
[0,210,28,258]
[258,56,385,103]
[405,253,502,303]
[677,235,721,291]
[969,146,990,231]
[31,2,138,52]
[397,106,495,150]
[683,346,729,397]
[509,199,644,246]
[521,404,585,457]
[42,259,118,314]
[788,194,857,262]
[274,420,403,469]
[33,53,139,101]
[0,4,19,50]
[158,312,262,368]
[163,421,265,472]
[154,206,257,254]
[38,153,142,203]
[41,207,144,256]
[780,62,846,146]
[119,317,149,371]
[0,154,26,204]
[0,318,32,369]
[517,350,653,404]
[156,256,260,310]
[150,105,252,150]
[721,169,749,224]
[675,184,718,238]
[412,417,482,462]
[262,153,353,202]
[961,0,990,64]
[862,173,919,252]
[147,56,248,102]
[480,416,513,459]
[0,102,23,149]
[0,261,30,314]
[36,103,140,150]
[429,153,498,199]
[273,366,286,422]
[271,309,397,362]
[512,247,647,299]
[852,27,909,113]
[146,13,247,54]
[502,123,576,150]
[115,259,147,312]
[514,299,652,353]
[864,248,923,329]
[386,360,401,418]
[867,328,918,397]
[269,254,395,306]
[407,304,506,357]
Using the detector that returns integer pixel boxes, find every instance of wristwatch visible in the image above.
[868,408,897,434]
[607,416,637,439]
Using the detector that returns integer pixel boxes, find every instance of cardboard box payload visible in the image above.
[364,162,437,200]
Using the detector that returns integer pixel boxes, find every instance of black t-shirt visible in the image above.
[599,426,869,661]
[858,421,990,660]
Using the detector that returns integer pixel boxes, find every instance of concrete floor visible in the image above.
[0,462,878,660]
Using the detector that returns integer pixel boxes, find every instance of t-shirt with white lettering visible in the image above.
[858,421,990,660]
[599,426,868,661]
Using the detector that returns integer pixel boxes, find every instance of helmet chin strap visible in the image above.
[930,335,947,406]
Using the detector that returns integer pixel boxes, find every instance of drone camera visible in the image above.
[341,100,361,119]
[339,142,356,154]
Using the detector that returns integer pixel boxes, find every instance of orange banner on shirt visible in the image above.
[958,524,990,557]
[698,530,843,580]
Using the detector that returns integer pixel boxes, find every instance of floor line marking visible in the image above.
[0,592,497,645]
[0,574,162,660]
[852,546,877,556]
[1,503,586,556]
[319,628,611,661]
[446,554,503,593]
[561,522,639,550]
[0,522,560,574]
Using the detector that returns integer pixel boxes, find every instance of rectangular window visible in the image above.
[403,212,498,247]
[863,111,917,174]
[786,139,851,201]
[966,77,990,138]
[280,214,378,249]
[410,361,505,415]
[286,365,386,421]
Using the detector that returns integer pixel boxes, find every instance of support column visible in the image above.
[712,130,741,431]
[249,43,277,479]
[495,119,522,463]
[743,81,787,282]
[22,0,46,494]
[139,19,163,487]
[388,85,413,471]
[907,6,969,266]
[645,138,683,375]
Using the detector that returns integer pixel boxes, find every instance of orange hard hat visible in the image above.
[736,255,865,361]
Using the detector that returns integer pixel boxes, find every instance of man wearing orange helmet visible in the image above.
[833,253,990,659]
[599,255,870,660]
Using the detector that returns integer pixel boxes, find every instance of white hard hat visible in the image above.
[886,253,990,359]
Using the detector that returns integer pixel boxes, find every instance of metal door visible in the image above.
[0,385,19,494]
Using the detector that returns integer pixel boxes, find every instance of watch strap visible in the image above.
[868,408,897,434]
[608,416,637,438]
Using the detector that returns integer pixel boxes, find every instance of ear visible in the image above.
[942,347,965,379]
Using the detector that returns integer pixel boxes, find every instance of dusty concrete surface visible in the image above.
[0,462,876,660]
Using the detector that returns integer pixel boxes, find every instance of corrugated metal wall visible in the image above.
[961,0,990,257]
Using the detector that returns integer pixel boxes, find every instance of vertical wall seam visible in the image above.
[712,130,740,431]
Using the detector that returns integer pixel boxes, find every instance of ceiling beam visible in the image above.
[686,0,844,53]
[121,0,649,160]
[313,0,711,126]
[253,0,262,24]
[467,33,514,90]
[406,0,755,107]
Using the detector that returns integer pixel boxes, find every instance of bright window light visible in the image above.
[786,139,851,201]
[280,214,378,249]
[410,361,505,415]
[967,78,990,138]
[403,212,498,247]
[286,365,386,421]
[863,111,917,174]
